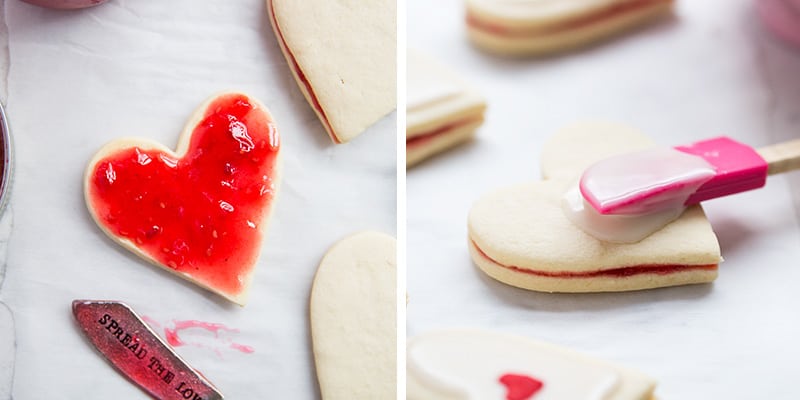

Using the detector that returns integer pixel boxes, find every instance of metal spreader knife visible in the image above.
[72,300,224,400]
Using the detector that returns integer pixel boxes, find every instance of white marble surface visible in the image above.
[0,1,12,397]
[408,1,800,399]
[0,0,395,398]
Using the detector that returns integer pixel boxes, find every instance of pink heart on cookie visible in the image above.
[407,329,657,399]
[499,373,543,400]
[84,92,281,305]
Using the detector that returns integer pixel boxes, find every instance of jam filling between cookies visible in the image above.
[467,0,671,38]
[471,239,717,278]
[270,1,340,144]
[88,94,280,296]
[406,117,483,149]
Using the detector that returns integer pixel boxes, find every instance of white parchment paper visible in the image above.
[0,0,396,398]
[408,1,800,399]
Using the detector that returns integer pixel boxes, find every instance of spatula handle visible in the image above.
[757,139,800,175]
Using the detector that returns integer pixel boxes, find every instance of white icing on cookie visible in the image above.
[408,330,626,400]
[407,52,465,111]
[561,185,685,244]
[579,147,716,215]
[563,147,716,243]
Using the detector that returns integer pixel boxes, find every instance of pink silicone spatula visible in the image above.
[580,137,800,215]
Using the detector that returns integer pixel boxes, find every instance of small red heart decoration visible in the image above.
[84,92,281,305]
[499,373,543,400]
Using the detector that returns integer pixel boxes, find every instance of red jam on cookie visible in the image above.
[472,240,717,279]
[268,1,338,143]
[86,93,280,303]
[405,117,483,149]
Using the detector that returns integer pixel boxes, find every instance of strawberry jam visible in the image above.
[87,93,280,297]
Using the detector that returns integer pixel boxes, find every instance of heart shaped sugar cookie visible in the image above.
[407,329,657,399]
[268,0,396,143]
[310,231,396,399]
[468,122,721,293]
[84,92,281,305]
[466,0,674,56]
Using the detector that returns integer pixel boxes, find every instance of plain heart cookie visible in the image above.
[84,92,281,305]
[408,329,657,400]
[466,0,674,56]
[310,231,396,399]
[468,122,721,293]
[268,0,396,143]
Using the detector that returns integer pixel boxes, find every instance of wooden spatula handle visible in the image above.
[757,139,800,175]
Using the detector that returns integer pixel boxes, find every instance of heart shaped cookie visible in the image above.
[406,49,487,167]
[310,231,396,399]
[84,92,281,305]
[466,0,674,56]
[268,0,396,143]
[468,122,721,293]
[407,329,657,399]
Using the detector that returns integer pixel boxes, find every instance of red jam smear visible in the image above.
[499,373,543,400]
[467,0,670,37]
[88,93,280,297]
[472,240,717,278]
[163,319,254,354]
